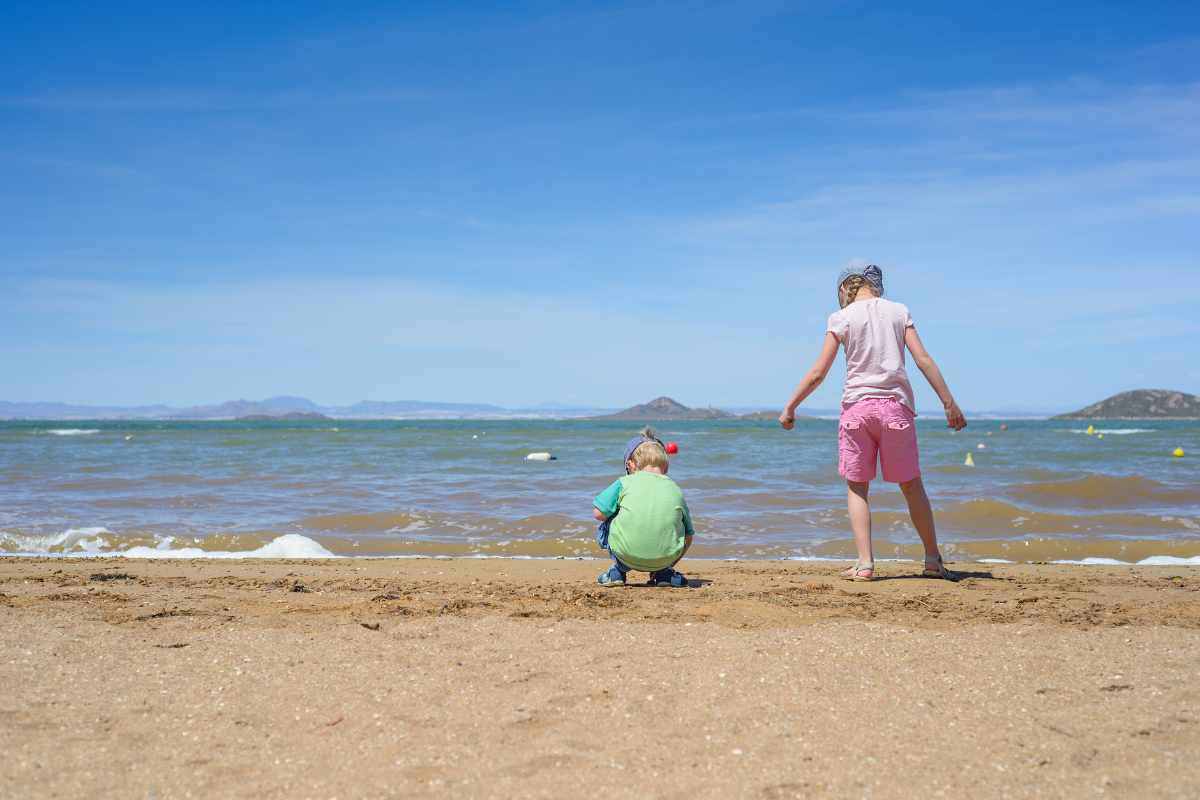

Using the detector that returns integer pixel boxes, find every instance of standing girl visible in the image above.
[779,264,966,581]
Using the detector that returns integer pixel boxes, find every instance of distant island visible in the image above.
[591,396,734,421]
[1054,389,1200,419]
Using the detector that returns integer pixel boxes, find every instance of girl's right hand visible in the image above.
[944,401,967,431]
[779,411,795,430]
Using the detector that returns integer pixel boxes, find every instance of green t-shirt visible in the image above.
[593,471,695,572]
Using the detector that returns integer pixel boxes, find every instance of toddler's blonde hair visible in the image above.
[629,427,669,471]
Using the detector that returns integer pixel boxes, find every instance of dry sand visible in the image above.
[2,557,1199,799]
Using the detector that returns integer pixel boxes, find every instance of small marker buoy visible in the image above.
[1097,434,1104,440]
[977,443,987,450]
[1086,425,1096,436]
[472,434,478,439]
[999,423,1008,432]
[525,452,555,461]
[665,441,679,455]
[964,452,975,467]
[1174,447,1186,458]
[124,435,133,441]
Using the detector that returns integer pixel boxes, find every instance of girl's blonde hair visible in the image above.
[838,274,878,308]
[629,426,669,471]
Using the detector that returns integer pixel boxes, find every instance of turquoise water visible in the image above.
[0,418,1197,562]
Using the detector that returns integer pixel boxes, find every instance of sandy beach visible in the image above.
[3,557,1199,799]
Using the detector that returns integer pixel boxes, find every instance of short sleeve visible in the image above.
[899,303,914,329]
[826,311,848,342]
[681,499,695,537]
[593,478,623,517]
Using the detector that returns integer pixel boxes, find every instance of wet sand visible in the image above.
[2,557,1199,798]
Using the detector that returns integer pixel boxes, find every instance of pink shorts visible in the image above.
[838,397,920,484]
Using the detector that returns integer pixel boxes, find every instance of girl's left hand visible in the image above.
[779,412,795,430]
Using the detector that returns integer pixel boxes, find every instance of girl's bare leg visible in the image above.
[846,480,873,564]
[899,476,941,561]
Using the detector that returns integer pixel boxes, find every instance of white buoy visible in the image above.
[977,443,987,450]
[525,452,555,461]
[124,435,133,441]
[472,434,478,439]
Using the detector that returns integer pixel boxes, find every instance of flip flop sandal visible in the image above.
[922,555,961,582]
[840,562,875,581]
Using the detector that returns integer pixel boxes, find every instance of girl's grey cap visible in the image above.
[837,263,884,295]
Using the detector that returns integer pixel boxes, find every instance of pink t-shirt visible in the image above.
[826,298,917,413]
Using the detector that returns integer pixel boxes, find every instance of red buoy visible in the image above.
[665,441,679,455]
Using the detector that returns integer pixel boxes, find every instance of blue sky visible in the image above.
[3,1,1199,412]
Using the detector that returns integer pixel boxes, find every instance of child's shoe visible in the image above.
[597,566,627,587]
[648,568,688,587]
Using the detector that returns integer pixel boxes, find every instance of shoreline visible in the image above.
[3,557,1199,798]
[4,551,1200,566]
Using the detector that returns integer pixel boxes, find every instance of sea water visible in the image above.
[0,418,1197,563]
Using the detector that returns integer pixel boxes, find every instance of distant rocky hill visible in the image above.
[1054,390,1200,419]
[592,396,734,420]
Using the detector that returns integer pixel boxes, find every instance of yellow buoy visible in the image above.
[964,452,975,467]
[1175,447,1186,458]
[1086,425,1095,435]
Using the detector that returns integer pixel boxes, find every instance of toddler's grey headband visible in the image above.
[624,432,664,473]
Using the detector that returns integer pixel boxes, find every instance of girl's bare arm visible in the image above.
[779,332,841,429]
[904,327,967,430]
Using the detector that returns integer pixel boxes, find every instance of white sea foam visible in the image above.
[1136,555,1200,566]
[45,429,101,436]
[0,526,113,553]
[1053,556,1200,566]
[1064,428,1153,435]
[2,530,335,559]
[116,533,336,559]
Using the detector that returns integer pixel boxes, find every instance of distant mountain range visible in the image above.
[0,396,607,421]
[0,393,788,421]
[6,391,1186,421]
[1053,389,1200,419]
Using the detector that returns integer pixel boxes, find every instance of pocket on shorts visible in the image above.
[841,418,863,431]
[886,420,911,431]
